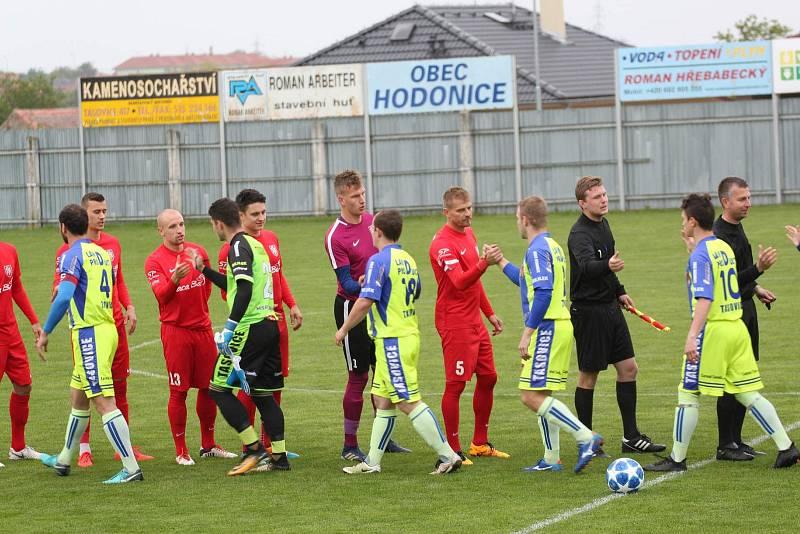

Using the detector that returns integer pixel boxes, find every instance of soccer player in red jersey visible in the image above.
[429,186,509,464]
[0,241,44,467]
[218,189,303,461]
[52,192,152,466]
[324,170,409,461]
[145,209,237,465]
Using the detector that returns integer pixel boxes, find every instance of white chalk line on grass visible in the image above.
[512,419,800,534]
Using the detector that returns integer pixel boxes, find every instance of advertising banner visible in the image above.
[773,38,800,94]
[617,41,772,102]
[221,69,269,121]
[80,72,219,127]
[366,56,515,115]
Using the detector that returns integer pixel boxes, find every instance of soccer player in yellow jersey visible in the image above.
[646,194,798,471]
[495,196,603,473]
[335,210,462,475]
[36,204,143,484]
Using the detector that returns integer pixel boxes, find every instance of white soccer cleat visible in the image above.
[9,445,41,460]
[430,456,462,475]
[199,445,238,459]
[176,453,195,466]
[342,461,381,474]
[0,461,5,468]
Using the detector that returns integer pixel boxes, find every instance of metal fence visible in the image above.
[1,96,798,226]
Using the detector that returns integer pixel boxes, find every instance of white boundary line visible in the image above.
[512,419,800,533]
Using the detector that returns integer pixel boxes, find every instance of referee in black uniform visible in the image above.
[568,176,664,455]
[711,177,777,460]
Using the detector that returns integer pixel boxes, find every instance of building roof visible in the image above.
[296,3,629,103]
[115,51,296,74]
[0,108,79,130]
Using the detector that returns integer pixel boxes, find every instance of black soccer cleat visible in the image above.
[256,452,291,472]
[737,442,766,457]
[644,456,687,472]
[716,443,754,462]
[774,443,799,469]
[385,440,412,454]
[622,434,667,453]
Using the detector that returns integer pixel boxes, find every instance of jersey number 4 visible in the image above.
[99,270,111,298]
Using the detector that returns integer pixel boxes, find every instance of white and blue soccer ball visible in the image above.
[605,457,644,494]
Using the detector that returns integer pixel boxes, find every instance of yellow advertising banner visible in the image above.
[80,72,219,127]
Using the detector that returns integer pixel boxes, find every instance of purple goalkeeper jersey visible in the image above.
[324,212,377,301]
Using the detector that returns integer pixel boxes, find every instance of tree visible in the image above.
[715,15,792,42]
[0,73,68,124]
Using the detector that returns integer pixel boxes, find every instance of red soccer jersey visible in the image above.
[0,242,39,340]
[54,232,130,326]
[429,224,495,331]
[218,229,296,313]
[324,213,377,301]
[145,242,212,330]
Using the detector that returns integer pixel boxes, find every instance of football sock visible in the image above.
[616,381,640,439]
[574,386,594,429]
[102,409,139,472]
[366,408,397,466]
[9,392,30,451]
[716,393,737,447]
[252,394,285,445]
[442,380,466,452]
[196,388,217,450]
[80,443,91,454]
[57,408,90,466]
[114,379,129,423]
[670,391,699,463]
[536,397,593,443]
[537,415,560,464]
[409,403,455,462]
[273,390,282,404]
[736,392,792,450]
[237,389,257,426]
[209,388,252,436]
[80,420,91,445]
[343,371,368,447]
[167,389,188,455]
[730,396,747,444]
[472,373,496,445]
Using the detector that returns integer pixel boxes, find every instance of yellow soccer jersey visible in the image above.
[521,232,570,325]
[687,236,742,321]
[360,244,421,339]
[58,239,115,329]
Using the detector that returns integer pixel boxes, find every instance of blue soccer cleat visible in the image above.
[575,433,604,473]
[103,468,144,484]
[341,445,367,462]
[522,459,563,472]
[287,451,301,459]
[40,453,70,476]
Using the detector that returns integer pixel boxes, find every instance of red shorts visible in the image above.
[112,322,130,380]
[161,324,216,391]
[278,313,289,377]
[439,325,495,381]
[0,330,31,386]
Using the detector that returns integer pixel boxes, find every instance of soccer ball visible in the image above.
[605,457,644,494]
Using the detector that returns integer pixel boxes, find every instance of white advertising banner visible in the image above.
[222,69,269,122]
[773,38,800,94]
[266,64,364,120]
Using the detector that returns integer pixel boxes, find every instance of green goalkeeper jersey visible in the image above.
[226,233,277,325]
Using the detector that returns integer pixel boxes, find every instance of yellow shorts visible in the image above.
[680,320,762,396]
[372,334,421,403]
[70,323,118,398]
[519,319,572,391]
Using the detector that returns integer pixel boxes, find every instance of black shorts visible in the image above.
[741,298,759,361]
[571,301,635,372]
[334,295,376,373]
[211,319,284,393]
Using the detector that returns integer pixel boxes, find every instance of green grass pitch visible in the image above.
[0,204,798,533]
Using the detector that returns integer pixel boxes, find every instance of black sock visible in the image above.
[731,397,747,445]
[252,394,285,442]
[574,387,594,429]
[209,388,251,434]
[716,393,736,448]
[616,381,639,439]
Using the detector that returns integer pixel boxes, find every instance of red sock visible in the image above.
[9,392,29,451]
[80,420,91,445]
[114,380,129,423]
[168,389,188,455]
[343,371,368,447]
[273,390,282,405]
[237,389,257,425]
[472,373,497,446]
[442,380,466,452]
[196,389,217,450]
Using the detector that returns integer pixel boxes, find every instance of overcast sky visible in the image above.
[1,0,798,73]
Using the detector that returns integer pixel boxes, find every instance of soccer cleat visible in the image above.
[199,445,238,459]
[287,451,301,459]
[456,451,473,466]
[176,453,195,466]
[774,443,800,469]
[40,453,70,476]
[103,468,144,484]
[716,443,754,462]
[522,459,563,472]
[341,445,367,462]
[737,442,766,457]
[575,433,604,473]
[343,461,381,474]
[621,434,667,454]
[77,451,94,468]
[644,456,687,472]
[385,440,412,454]
[114,446,154,462]
[431,456,462,475]
[468,442,510,459]
[0,461,4,468]
[254,453,291,472]
[8,445,42,460]
[227,448,268,476]
[593,447,610,459]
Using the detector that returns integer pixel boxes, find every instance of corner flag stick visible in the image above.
[624,304,670,333]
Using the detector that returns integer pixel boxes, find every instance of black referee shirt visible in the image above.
[568,213,626,303]
[712,215,761,301]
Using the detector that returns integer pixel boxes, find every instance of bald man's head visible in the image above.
[157,209,185,249]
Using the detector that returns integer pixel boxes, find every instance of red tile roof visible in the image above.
[0,108,79,129]
[115,52,296,72]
